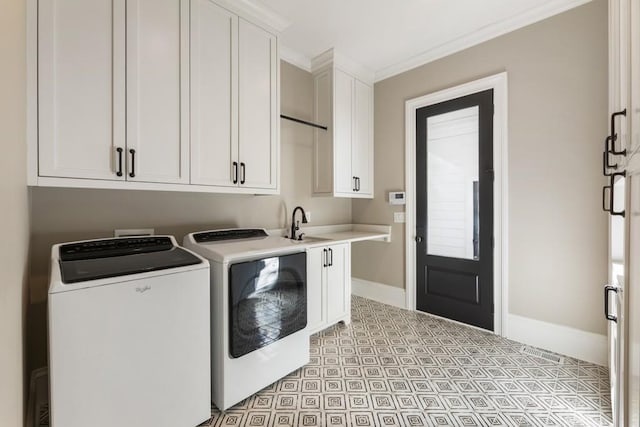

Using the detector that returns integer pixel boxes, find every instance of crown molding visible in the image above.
[374,0,593,82]
[213,0,291,33]
[279,45,312,72]
[310,48,375,85]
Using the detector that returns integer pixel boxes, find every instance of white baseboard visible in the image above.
[507,314,608,366]
[351,278,406,309]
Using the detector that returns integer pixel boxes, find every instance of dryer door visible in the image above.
[228,252,307,358]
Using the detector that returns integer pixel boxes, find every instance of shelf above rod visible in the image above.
[280,114,327,131]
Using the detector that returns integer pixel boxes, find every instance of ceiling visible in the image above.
[256,0,592,81]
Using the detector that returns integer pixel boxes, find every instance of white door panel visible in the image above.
[126,0,188,184]
[353,79,373,196]
[334,69,354,194]
[238,19,277,189]
[326,243,350,323]
[190,0,238,187]
[38,0,126,180]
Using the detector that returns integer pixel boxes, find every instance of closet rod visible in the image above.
[280,114,327,131]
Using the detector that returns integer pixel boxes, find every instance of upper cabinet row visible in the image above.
[312,50,374,199]
[32,0,279,193]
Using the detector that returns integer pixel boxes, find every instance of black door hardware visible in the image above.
[323,249,328,267]
[328,248,333,267]
[610,109,627,156]
[240,162,246,185]
[603,136,617,176]
[128,149,136,178]
[232,162,238,184]
[356,177,361,192]
[415,236,423,243]
[604,285,619,323]
[116,147,123,177]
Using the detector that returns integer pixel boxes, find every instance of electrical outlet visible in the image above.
[305,212,311,223]
[393,212,405,223]
[114,228,155,237]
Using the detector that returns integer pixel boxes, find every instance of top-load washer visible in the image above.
[183,229,309,410]
[48,236,211,427]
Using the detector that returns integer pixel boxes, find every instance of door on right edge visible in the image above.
[415,90,494,331]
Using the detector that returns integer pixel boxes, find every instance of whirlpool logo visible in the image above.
[135,285,151,294]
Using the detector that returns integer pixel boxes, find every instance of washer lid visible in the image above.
[58,237,203,284]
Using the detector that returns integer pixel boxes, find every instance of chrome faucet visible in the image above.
[290,206,308,240]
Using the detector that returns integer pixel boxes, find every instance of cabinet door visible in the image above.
[238,19,278,190]
[326,243,351,323]
[333,69,355,195]
[126,0,189,184]
[38,0,126,180]
[306,247,326,333]
[313,70,334,194]
[352,79,374,197]
[190,0,238,187]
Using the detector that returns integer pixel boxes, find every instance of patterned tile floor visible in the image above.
[202,296,612,427]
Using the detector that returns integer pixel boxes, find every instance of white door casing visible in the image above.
[404,72,508,336]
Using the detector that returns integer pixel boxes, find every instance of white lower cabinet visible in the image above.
[306,243,351,334]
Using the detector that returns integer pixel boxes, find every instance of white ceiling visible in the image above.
[256,0,592,81]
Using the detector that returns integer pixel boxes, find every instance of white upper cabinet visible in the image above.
[126,0,189,184]
[238,19,278,190]
[190,6,278,191]
[190,0,238,187]
[352,79,373,195]
[312,50,374,198]
[38,0,126,180]
[30,0,282,193]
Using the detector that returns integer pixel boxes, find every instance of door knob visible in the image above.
[415,236,423,243]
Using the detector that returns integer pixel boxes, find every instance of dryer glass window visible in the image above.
[229,252,307,358]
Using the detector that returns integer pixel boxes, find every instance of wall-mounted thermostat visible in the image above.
[388,191,406,205]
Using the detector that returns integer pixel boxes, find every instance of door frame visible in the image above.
[404,72,509,336]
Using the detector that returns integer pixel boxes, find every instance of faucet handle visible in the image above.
[298,233,305,241]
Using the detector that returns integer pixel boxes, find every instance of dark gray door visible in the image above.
[415,90,494,331]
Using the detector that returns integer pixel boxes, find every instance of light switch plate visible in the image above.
[394,212,405,223]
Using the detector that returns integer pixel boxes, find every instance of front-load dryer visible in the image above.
[48,236,211,427]
[183,229,309,410]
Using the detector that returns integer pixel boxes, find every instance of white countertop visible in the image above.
[189,224,392,263]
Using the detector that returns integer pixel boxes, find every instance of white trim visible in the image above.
[351,278,406,309]
[279,45,311,72]
[374,0,592,82]
[311,48,375,85]
[212,0,291,34]
[507,314,608,366]
[404,72,509,336]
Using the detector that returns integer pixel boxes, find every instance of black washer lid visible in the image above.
[59,236,174,261]
[58,237,203,284]
[193,229,268,243]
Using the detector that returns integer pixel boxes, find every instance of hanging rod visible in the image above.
[280,114,327,131]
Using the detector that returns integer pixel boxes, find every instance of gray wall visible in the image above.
[1,0,29,425]
[27,62,352,369]
[351,0,609,335]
